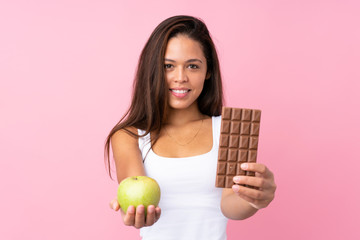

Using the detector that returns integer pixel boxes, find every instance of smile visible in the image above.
[170,89,190,93]
[169,89,191,98]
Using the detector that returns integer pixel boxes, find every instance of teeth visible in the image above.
[171,89,189,93]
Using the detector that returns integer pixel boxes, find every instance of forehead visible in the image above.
[164,35,205,60]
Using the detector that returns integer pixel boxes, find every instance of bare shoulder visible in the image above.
[111,126,138,144]
[111,126,145,183]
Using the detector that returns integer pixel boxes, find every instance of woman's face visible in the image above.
[164,35,208,111]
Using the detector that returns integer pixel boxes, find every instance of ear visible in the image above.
[205,72,211,80]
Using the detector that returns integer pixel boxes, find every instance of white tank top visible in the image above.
[138,116,228,240]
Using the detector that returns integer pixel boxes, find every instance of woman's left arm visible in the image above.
[220,163,277,220]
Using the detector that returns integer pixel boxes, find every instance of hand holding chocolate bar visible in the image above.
[216,107,276,209]
[232,162,276,209]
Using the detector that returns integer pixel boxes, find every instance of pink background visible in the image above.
[1,0,359,239]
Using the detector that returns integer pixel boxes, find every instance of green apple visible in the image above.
[117,176,161,217]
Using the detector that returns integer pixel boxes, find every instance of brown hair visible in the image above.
[104,15,224,178]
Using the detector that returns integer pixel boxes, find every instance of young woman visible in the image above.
[104,15,276,239]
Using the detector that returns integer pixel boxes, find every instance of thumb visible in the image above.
[109,198,120,211]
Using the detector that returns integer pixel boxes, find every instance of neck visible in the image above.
[165,103,204,126]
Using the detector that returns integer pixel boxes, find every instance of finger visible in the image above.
[241,163,268,176]
[155,207,161,222]
[109,199,120,211]
[134,205,145,229]
[145,205,156,226]
[232,184,264,200]
[233,176,268,189]
[123,206,135,226]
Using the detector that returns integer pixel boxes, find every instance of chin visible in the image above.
[168,101,197,111]
[169,104,191,110]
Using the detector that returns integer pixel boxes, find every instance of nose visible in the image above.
[174,67,188,83]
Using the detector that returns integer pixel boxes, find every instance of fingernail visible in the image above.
[137,205,144,213]
[241,163,248,170]
[112,202,117,210]
[233,176,241,183]
[128,206,134,214]
[148,206,154,213]
[232,184,240,192]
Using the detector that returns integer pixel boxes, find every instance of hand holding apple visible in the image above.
[110,176,161,228]
[117,176,161,216]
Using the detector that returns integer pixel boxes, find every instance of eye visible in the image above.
[164,64,173,69]
[188,64,199,69]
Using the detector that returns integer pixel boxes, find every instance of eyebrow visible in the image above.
[164,58,203,64]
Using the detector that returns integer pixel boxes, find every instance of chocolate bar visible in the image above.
[215,107,261,188]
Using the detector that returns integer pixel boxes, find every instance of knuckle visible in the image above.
[258,178,265,188]
[247,163,255,171]
[254,191,262,199]
[260,164,266,173]
[242,177,249,184]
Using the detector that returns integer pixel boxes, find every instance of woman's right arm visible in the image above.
[111,127,146,182]
[109,127,161,229]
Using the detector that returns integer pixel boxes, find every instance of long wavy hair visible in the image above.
[104,15,224,178]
